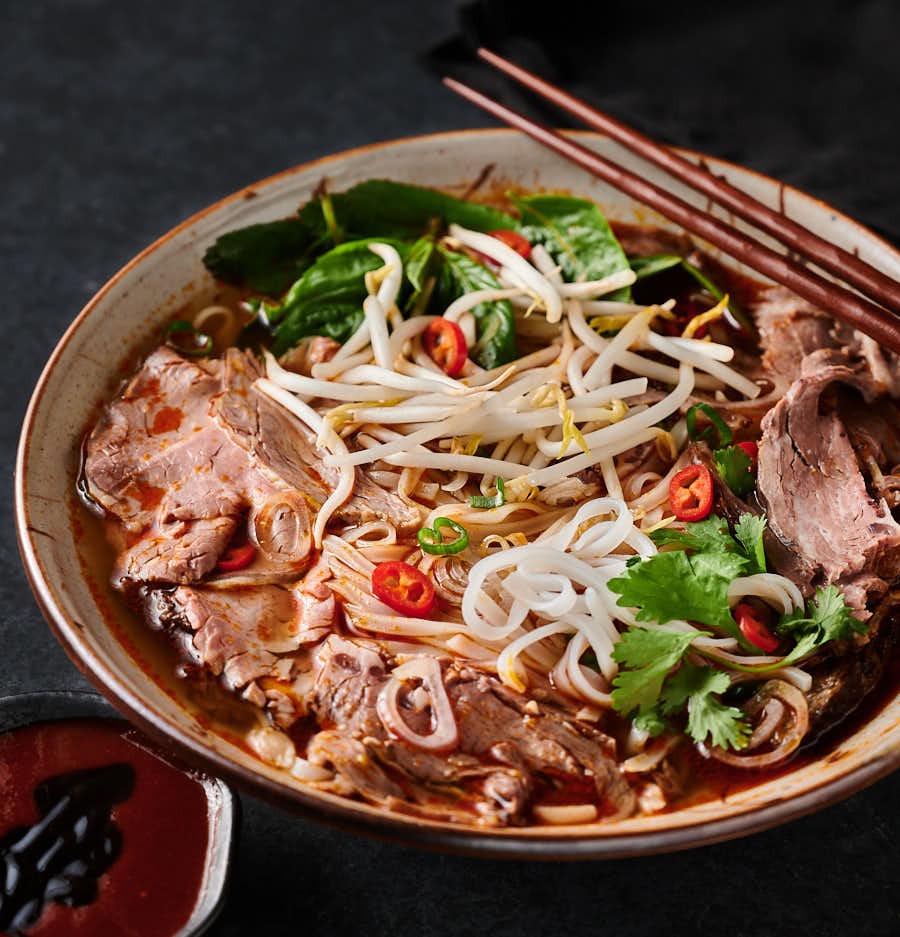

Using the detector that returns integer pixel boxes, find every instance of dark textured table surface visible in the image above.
[4,1,900,934]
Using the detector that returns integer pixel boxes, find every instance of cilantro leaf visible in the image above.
[714,444,755,497]
[734,514,767,574]
[774,585,866,666]
[611,628,696,716]
[633,707,668,737]
[661,663,750,750]
[651,515,739,554]
[609,549,746,640]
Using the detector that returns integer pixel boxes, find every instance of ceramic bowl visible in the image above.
[15,129,900,858]
[0,691,237,935]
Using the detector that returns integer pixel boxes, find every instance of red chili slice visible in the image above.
[737,440,759,472]
[487,229,532,259]
[372,561,436,618]
[669,464,714,521]
[217,543,255,572]
[735,602,779,653]
[423,318,468,377]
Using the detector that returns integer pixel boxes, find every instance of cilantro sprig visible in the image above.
[611,629,750,750]
[608,512,862,751]
[714,444,755,497]
[609,513,767,645]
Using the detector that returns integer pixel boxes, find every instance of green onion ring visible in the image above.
[470,478,506,509]
[686,403,732,448]
[165,319,213,357]
[418,517,469,556]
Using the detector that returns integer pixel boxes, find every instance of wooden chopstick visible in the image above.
[477,47,900,318]
[443,76,900,356]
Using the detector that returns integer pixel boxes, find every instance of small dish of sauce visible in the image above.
[0,693,236,937]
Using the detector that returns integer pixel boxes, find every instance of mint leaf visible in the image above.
[734,514,767,574]
[609,549,746,640]
[714,444,755,497]
[660,663,750,750]
[611,628,696,716]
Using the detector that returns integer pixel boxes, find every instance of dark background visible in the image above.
[4,1,900,934]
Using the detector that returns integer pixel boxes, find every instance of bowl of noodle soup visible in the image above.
[16,129,900,857]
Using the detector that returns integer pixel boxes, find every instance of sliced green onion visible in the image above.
[418,518,469,556]
[470,477,506,509]
[165,319,213,357]
[686,403,732,448]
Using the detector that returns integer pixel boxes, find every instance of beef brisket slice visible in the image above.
[757,362,900,614]
[307,636,636,824]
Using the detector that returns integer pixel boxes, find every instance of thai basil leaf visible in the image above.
[510,194,632,300]
[270,239,409,355]
[202,202,331,295]
[628,253,754,334]
[630,253,683,280]
[329,180,518,240]
[433,246,517,370]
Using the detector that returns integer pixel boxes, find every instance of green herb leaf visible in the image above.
[609,548,746,641]
[627,252,755,335]
[734,514,767,574]
[270,238,409,354]
[630,254,684,280]
[511,194,632,300]
[686,403,732,448]
[714,444,755,497]
[633,707,669,737]
[330,180,518,240]
[651,515,739,555]
[774,585,866,666]
[660,663,750,750]
[611,628,697,716]
[202,212,331,295]
[433,246,517,369]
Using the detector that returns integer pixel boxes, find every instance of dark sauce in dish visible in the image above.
[0,719,210,937]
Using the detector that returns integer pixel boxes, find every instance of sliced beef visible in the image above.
[804,591,900,742]
[114,516,238,587]
[754,285,900,395]
[214,349,421,532]
[757,362,900,615]
[306,636,636,824]
[84,347,313,586]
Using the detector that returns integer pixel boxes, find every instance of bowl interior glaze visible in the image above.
[16,129,900,858]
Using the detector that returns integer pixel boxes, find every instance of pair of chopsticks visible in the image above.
[444,49,900,354]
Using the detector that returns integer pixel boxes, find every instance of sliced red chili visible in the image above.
[423,318,468,377]
[217,543,255,572]
[372,561,436,618]
[737,440,759,472]
[669,464,714,521]
[487,229,531,259]
[734,602,779,653]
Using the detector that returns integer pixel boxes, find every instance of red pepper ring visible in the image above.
[737,440,759,472]
[668,464,714,522]
[487,229,532,259]
[423,318,468,377]
[217,543,256,572]
[734,602,780,653]
[372,561,436,618]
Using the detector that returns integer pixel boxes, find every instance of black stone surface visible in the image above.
[4,1,900,934]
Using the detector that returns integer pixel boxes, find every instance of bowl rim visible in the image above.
[15,127,900,859]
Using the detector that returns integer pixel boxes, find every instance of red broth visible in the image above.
[0,718,210,937]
